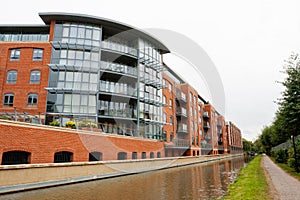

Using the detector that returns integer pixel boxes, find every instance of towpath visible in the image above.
[262,155,300,200]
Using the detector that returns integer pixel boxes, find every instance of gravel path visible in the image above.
[262,155,300,200]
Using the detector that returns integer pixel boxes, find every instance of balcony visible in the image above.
[218,145,224,150]
[203,122,210,129]
[218,131,223,137]
[204,135,211,141]
[100,61,137,78]
[201,141,212,149]
[176,108,187,118]
[171,138,190,147]
[101,40,137,58]
[177,123,188,134]
[203,112,209,119]
[218,138,223,144]
[175,92,187,103]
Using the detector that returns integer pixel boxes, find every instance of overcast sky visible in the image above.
[2,0,300,141]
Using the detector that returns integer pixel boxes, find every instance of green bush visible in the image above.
[287,141,300,168]
[274,149,288,163]
[287,157,296,168]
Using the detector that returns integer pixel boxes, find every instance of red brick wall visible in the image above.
[162,73,176,143]
[0,121,165,164]
[0,42,51,115]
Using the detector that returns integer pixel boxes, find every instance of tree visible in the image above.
[259,126,276,155]
[276,53,300,135]
[275,52,300,172]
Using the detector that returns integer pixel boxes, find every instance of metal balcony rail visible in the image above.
[176,108,187,116]
[177,123,188,133]
[101,40,137,57]
[201,142,212,149]
[203,112,209,119]
[175,92,187,102]
[218,145,224,150]
[171,138,190,147]
[203,122,210,129]
[101,61,137,77]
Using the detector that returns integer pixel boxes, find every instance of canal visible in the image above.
[1,156,245,200]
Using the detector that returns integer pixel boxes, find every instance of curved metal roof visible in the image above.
[39,12,170,54]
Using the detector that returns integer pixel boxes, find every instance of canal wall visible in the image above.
[0,154,243,194]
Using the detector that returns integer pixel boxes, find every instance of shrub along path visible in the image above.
[262,155,300,200]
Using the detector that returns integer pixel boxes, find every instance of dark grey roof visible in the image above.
[39,12,170,54]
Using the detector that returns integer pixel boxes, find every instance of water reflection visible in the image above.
[1,156,244,200]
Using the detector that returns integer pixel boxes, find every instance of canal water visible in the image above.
[1,156,245,200]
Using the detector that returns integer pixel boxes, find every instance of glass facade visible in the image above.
[46,20,165,140]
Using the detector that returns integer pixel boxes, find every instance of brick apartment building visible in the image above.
[0,12,243,164]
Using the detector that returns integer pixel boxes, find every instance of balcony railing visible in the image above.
[218,138,223,144]
[175,92,187,103]
[101,40,137,57]
[99,80,137,98]
[203,112,209,119]
[101,61,137,77]
[218,145,224,150]
[171,138,190,147]
[177,123,188,133]
[201,142,212,149]
[203,122,210,129]
[204,135,211,141]
[176,108,187,117]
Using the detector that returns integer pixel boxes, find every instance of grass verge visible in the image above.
[270,157,300,181]
[222,155,270,200]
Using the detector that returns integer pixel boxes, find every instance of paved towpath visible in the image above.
[262,155,300,200]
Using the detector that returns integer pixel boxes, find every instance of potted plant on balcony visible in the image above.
[65,121,76,129]
[78,120,101,132]
[49,121,60,127]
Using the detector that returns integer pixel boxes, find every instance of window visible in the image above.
[169,116,173,125]
[118,152,127,160]
[6,70,17,84]
[32,48,43,61]
[54,151,73,163]
[163,95,166,104]
[30,70,40,84]
[1,151,31,165]
[89,152,102,161]
[170,132,174,141]
[141,152,146,159]
[163,112,167,123]
[194,96,197,105]
[163,131,167,142]
[168,82,172,92]
[150,152,154,158]
[163,79,166,87]
[190,106,193,117]
[10,49,20,61]
[190,92,193,102]
[169,99,172,107]
[3,94,14,106]
[132,152,137,159]
[27,94,38,105]
[157,152,161,158]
